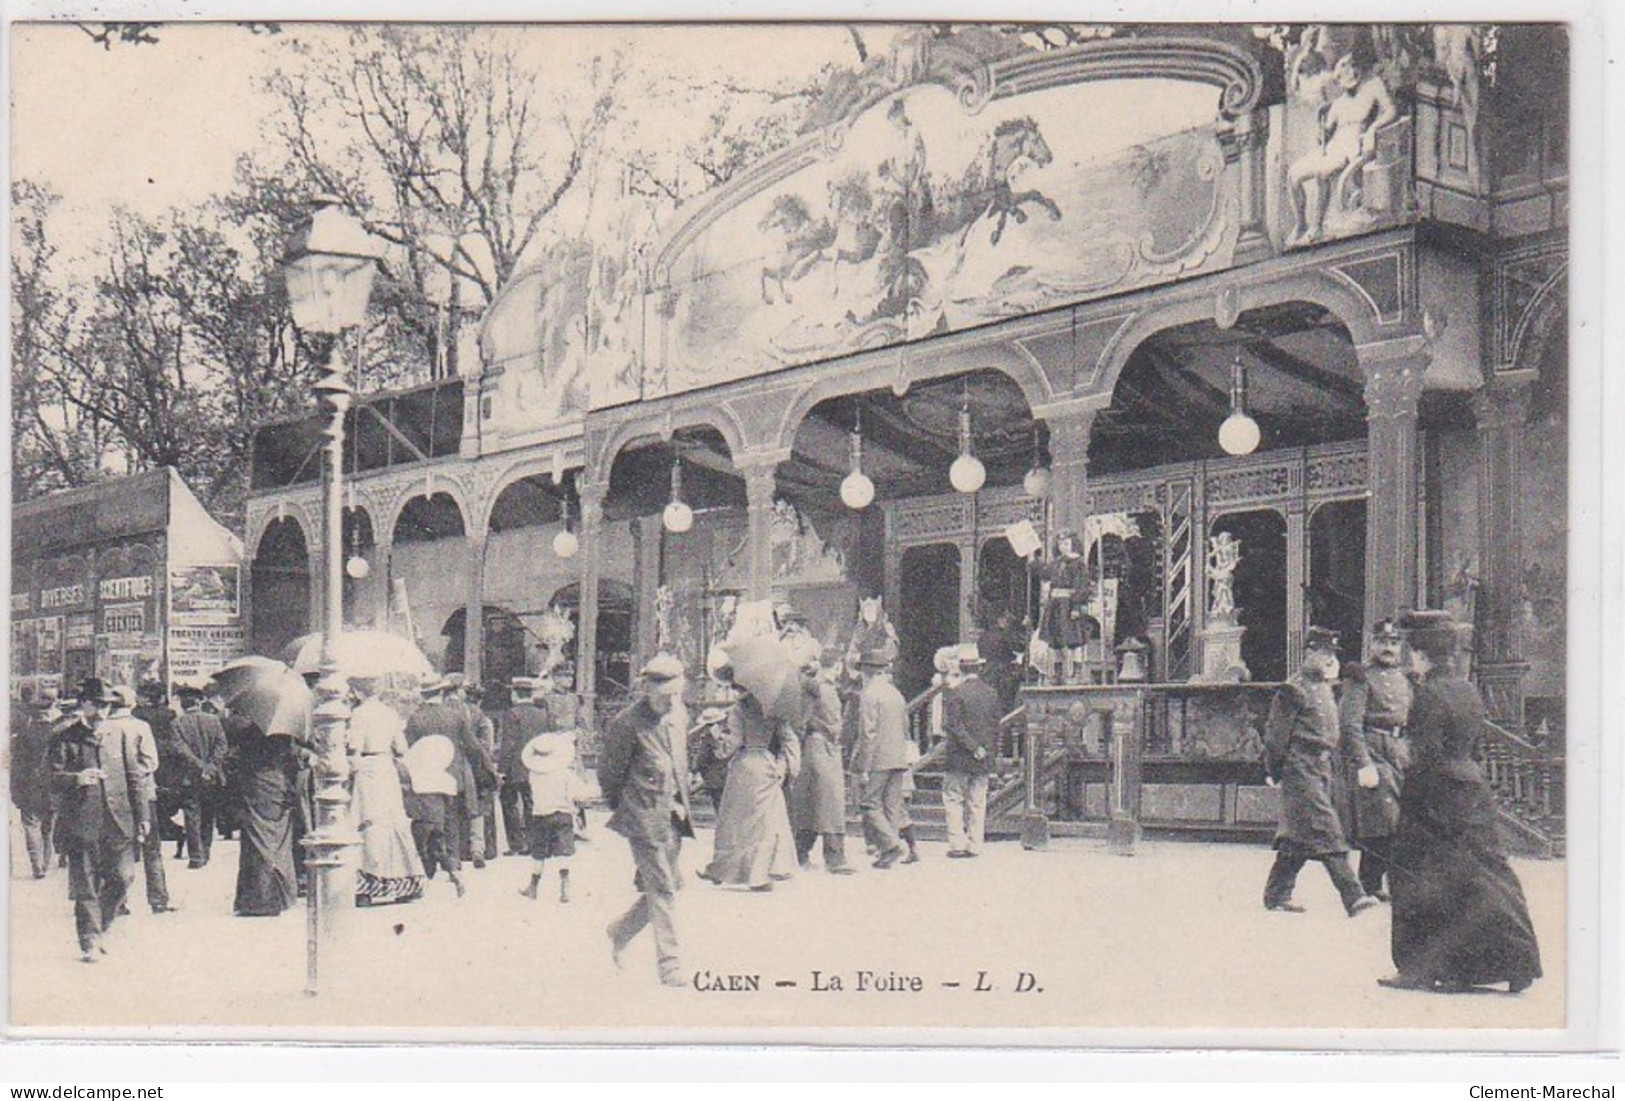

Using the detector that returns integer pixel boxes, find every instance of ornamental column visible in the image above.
[1043,409,1097,548]
[575,478,608,730]
[1473,383,1533,726]
[1359,339,1429,635]
[464,532,487,685]
[738,454,784,603]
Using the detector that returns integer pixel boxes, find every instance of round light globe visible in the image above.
[840,470,876,510]
[344,555,370,580]
[1022,465,1051,499]
[552,529,579,558]
[949,453,987,494]
[1218,413,1261,456]
[662,500,694,534]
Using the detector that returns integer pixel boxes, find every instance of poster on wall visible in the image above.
[34,616,63,676]
[169,565,240,622]
[167,624,247,681]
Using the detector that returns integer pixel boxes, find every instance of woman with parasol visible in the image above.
[346,677,425,907]
[698,634,803,892]
[210,658,311,918]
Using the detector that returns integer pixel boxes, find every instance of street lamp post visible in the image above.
[283,195,379,995]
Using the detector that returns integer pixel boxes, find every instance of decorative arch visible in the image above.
[480,454,583,536]
[592,403,748,478]
[770,350,1049,457]
[1508,265,1567,379]
[248,506,313,563]
[384,474,474,547]
[1089,268,1391,407]
[390,490,470,546]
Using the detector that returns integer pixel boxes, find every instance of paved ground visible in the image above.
[7,810,1564,1037]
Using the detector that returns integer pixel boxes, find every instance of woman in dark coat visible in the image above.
[1382,610,1542,993]
[228,715,300,917]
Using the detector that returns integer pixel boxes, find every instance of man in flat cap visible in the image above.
[47,679,151,961]
[599,653,693,986]
[1338,619,1413,900]
[1261,627,1379,917]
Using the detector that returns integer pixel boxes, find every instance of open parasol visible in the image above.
[210,656,313,741]
[282,629,435,681]
[715,634,806,724]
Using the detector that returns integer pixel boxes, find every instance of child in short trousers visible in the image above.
[518,728,577,902]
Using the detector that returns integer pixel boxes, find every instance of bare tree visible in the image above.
[264,25,625,378]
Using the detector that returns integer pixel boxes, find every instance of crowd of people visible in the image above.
[8,602,1543,998]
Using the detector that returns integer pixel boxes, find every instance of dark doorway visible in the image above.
[441,606,529,689]
[976,535,1032,633]
[1210,510,1288,682]
[899,543,961,699]
[1309,499,1368,664]
[250,517,311,658]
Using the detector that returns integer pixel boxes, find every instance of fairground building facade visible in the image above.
[244,24,1567,854]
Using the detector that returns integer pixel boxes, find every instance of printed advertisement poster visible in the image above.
[170,565,241,622]
[167,624,247,681]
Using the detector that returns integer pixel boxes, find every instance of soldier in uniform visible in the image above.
[1262,627,1380,917]
[1338,619,1413,900]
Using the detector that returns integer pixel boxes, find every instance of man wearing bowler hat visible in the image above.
[942,643,1002,858]
[1261,628,1380,918]
[46,679,151,961]
[599,653,693,986]
[851,646,912,869]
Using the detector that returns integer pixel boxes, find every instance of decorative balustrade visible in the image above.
[1480,717,1565,857]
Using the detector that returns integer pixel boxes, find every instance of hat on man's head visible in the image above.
[640,653,687,695]
[1400,609,1461,656]
[443,672,466,689]
[417,673,449,696]
[957,643,986,670]
[107,685,138,711]
[510,675,539,693]
[74,677,111,705]
[1371,619,1404,642]
[1305,626,1340,653]
[138,679,167,702]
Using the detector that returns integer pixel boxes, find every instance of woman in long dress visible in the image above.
[1383,610,1542,993]
[700,691,800,891]
[228,714,300,917]
[347,682,425,906]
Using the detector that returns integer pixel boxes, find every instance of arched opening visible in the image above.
[550,580,636,700]
[391,491,469,667]
[789,368,1040,683]
[1090,304,1364,473]
[250,516,311,658]
[340,506,380,628]
[440,605,529,686]
[1209,509,1289,682]
[605,425,743,672]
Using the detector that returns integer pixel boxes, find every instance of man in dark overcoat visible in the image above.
[942,643,1002,858]
[1338,618,1413,899]
[789,643,854,874]
[851,648,912,869]
[599,653,693,987]
[47,679,151,961]
[11,689,59,878]
[1262,628,1379,917]
[496,677,549,855]
[169,683,230,868]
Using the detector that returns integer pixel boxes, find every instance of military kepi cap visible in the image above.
[1305,626,1339,653]
[1400,609,1461,654]
[1370,618,1404,642]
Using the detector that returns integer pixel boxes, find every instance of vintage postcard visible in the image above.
[4,9,1607,1049]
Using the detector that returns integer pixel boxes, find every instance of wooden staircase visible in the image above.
[1481,716,1565,858]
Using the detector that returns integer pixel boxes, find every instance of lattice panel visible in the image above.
[892,500,974,543]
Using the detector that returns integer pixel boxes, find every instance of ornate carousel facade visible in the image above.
[244,24,1568,851]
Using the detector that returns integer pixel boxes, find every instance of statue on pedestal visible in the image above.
[1197,532,1249,682]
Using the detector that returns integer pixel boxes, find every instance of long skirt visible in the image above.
[1389,772,1542,987]
[703,747,796,888]
[789,733,847,835]
[234,765,299,917]
[351,756,424,906]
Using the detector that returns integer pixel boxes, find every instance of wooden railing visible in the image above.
[1481,716,1565,858]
